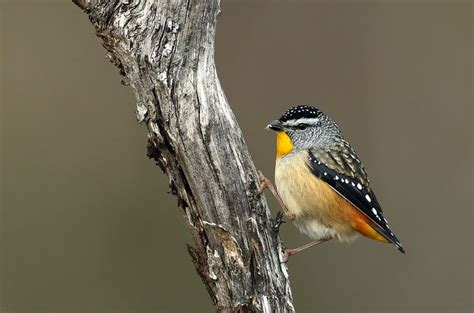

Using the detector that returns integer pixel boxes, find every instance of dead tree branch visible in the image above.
[73,0,294,311]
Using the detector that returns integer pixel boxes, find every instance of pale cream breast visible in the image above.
[275,151,358,241]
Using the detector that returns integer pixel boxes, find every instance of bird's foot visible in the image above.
[273,211,286,233]
[281,248,297,263]
[281,238,331,263]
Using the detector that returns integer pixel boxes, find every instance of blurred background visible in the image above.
[0,1,472,312]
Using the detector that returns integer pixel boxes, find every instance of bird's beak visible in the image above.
[266,119,284,131]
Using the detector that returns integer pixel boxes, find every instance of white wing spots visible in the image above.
[308,153,396,235]
[371,208,382,221]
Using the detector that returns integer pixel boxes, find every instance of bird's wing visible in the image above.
[308,142,405,253]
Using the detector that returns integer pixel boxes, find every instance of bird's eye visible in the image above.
[296,123,309,130]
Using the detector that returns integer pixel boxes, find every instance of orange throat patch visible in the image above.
[275,131,293,159]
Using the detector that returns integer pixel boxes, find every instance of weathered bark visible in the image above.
[73,0,294,311]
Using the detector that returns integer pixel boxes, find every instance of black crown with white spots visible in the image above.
[279,105,323,122]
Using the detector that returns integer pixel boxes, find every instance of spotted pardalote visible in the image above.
[266,105,405,256]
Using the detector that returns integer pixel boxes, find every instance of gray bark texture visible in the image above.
[73,0,295,312]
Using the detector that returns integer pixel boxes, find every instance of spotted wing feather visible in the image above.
[312,139,370,189]
[307,148,405,253]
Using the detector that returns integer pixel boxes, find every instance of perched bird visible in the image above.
[262,105,405,258]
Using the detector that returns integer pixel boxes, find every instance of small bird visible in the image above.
[262,105,405,259]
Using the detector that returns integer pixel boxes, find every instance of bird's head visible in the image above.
[267,105,341,158]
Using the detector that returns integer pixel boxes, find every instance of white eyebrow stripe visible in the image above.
[283,117,320,126]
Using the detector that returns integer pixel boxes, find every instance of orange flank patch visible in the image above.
[275,131,293,159]
[332,189,389,243]
[352,216,389,243]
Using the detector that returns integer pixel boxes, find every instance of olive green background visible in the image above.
[0,1,472,312]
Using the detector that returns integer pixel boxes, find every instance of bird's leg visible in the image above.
[282,238,331,262]
[258,170,295,221]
